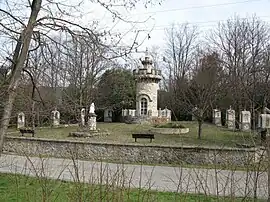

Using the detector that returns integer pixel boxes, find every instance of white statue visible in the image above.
[89,103,95,114]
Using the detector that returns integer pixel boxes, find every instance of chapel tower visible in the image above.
[133,49,162,117]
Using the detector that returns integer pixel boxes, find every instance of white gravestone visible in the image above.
[260,114,270,129]
[122,109,128,117]
[240,110,251,131]
[213,109,222,126]
[17,112,25,129]
[51,109,60,127]
[81,108,86,126]
[88,103,97,131]
[130,109,136,117]
[104,109,113,122]
[226,107,235,130]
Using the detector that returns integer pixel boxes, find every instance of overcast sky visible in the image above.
[1,0,269,65]
[80,0,270,54]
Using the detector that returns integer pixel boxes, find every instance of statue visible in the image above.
[89,103,95,114]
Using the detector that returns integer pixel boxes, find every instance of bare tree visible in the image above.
[0,0,162,152]
[163,23,199,120]
[175,51,223,139]
[209,16,270,129]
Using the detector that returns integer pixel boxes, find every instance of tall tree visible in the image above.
[175,51,223,139]
[97,68,136,113]
[0,0,162,152]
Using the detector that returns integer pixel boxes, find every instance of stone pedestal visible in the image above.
[17,112,25,129]
[88,113,97,131]
[226,108,235,130]
[240,110,251,131]
[212,109,222,126]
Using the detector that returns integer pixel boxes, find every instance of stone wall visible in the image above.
[3,136,265,166]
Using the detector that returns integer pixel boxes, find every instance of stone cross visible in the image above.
[17,112,25,129]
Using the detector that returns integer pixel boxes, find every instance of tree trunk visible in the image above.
[198,120,203,139]
[0,0,42,153]
[31,100,36,130]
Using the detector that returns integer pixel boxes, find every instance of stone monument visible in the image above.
[51,108,60,127]
[212,109,222,126]
[104,109,113,122]
[239,110,251,131]
[88,103,97,131]
[226,107,235,130]
[260,114,270,129]
[81,108,86,126]
[17,112,25,129]
[69,103,110,138]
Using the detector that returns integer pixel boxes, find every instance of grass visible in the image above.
[0,173,265,202]
[6,121,260,147]
[154,122,186,128]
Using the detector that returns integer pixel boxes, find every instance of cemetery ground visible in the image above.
[7,121,260,147]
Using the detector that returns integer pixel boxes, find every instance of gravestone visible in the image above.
[17,112,25,129]
[122,109,128,117]
[260,114,270,129]
[81,108,86,126]
[51,108,60,127]
[131,109,136,117]
[239,110,251,131]
[104,109,113,122]
[226,107,235,130]
[88,103,97,131]
[212,109,222,126]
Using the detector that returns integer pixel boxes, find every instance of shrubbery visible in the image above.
[154,122,186,129]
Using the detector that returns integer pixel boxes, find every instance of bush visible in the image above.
[154,122,186,129]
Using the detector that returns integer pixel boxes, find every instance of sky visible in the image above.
[78,0,270,55]
[1,0,270,65]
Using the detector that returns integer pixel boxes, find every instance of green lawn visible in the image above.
[7,121,260,147]
[0,173,264,202]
